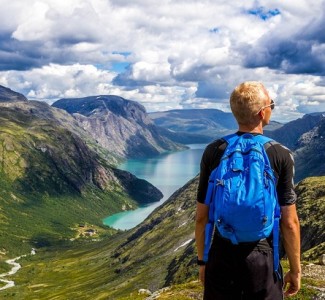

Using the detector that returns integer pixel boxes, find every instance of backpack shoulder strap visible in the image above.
[264,140,279,151]
[253,135,281,157]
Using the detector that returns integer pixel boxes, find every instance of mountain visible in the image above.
[0,85,28,102]
[0,97,162,255]
[150,109,283,143]
[52,96,186,158]
[294,117,325,182]
[154,125,213,144]
[150,109,237,142]
[296,177,325,259]
[6,176,325,299]
[265,113,325,151]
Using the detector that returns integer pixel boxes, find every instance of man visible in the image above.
[195,82,301,299]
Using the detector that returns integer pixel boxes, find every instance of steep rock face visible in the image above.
[0,85,28,102]
[266,113,324,151]
[0,100,162,200]
[52,96,185,158]
[294,117,325,182]
[0,101,109,194]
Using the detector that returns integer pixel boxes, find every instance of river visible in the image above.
[0,249,36,291]
[103,144,206,230]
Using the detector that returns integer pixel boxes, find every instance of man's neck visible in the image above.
[237,123,263,134]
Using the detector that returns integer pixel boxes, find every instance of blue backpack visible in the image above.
[203,133,281,276]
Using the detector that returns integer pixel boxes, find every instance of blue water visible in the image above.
[103,144,206,230]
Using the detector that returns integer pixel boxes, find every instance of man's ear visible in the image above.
[258,109,265,120]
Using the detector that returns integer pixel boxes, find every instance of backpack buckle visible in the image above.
[216,179,224,186]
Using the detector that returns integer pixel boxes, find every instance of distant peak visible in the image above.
[0,85,28,102]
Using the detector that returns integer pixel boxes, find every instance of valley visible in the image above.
[0,85,324,299]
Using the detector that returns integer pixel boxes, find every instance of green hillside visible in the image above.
[1,176,324,299]
[0,177,198,299]
[0,101,162,258]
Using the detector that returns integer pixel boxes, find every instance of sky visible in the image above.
[1,0,325,122]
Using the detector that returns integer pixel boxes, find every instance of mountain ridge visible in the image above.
[52,95,186,159]
[294,117,325,182]
[0,85,28,102]
[150,108,283,143]
[266,113,325,151]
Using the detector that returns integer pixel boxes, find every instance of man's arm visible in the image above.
[195,202,209,284]
[281,204,301,297]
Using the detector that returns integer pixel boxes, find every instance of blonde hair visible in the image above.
[230,81,269,125]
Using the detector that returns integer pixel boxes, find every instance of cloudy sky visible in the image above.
[1,0,325,122]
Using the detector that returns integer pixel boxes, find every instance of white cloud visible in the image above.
[0,0,324,122]
[0,64,116,102]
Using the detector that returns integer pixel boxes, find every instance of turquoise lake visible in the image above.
[103,144,206,230]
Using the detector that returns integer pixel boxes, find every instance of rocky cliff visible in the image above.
[294,117,325,182]
[266,113,325,151]
[52,96,186,158]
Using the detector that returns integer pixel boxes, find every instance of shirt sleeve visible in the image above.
[197,145,212,203]
[197,140,225,203]
[267,144,297,206]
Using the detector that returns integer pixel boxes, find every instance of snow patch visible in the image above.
[174,239,193,252]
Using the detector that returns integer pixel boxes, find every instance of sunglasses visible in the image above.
[257,99,275,114]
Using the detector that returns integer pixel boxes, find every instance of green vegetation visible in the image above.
[0,181,130,255]
[0,99,324,299]
[0,102,159,259]
[0,260,11,275]
[2,176,323,300]
[295,176,325,259]
[0,178,199,299]
[0,235,123,299]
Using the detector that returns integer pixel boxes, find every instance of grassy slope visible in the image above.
[0,180,130,255]
[0,102,155,261]
[296,176,325,259]
[0,178,199,299]
[2,176,325,299]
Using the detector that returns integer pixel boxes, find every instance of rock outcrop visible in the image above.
[0,85,28,102]
[294,117,325,182]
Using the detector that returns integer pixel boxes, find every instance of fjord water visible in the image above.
[103,144,206,230]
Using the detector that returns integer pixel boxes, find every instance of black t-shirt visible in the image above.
[197,132,297,206]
